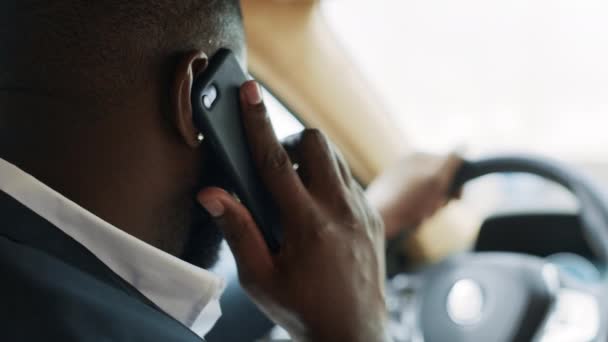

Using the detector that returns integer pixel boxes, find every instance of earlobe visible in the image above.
[172,51,209,148]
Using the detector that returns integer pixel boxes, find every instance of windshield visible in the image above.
[322,1,607,172]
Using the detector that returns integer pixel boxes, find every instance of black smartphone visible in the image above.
[191,48,282,253]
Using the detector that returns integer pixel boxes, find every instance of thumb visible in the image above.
[197,187,274,283]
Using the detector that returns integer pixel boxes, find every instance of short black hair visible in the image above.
[0,0,243,102]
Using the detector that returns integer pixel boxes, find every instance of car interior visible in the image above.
[208,1,608,341]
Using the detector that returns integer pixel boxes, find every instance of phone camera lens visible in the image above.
[202,84,218,109]
[202,95,213,109]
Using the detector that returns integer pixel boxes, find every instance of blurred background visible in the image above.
[254,0,608,259]
[321,0,607,215]
[321,0,606,167]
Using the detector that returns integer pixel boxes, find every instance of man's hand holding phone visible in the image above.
[197,81,390,342]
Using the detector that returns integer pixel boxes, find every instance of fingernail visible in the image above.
[200,199,225,218]
[244,81,263,105]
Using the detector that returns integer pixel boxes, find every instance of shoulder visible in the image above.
[0,236,202,342]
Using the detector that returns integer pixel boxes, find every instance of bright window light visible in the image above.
[263,87,304,140]
[322,0,608,163]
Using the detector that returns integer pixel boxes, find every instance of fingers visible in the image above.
[239,81,310,216]
[281,133,310,184]
[197,187,273,283]
[330,141,353,185]
[287,129,345,196]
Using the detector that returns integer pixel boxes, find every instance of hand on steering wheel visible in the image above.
[366,153,463,239]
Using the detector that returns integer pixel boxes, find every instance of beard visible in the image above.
[179,201,225,269]
[156,190,224,270]
[177,158,229,270]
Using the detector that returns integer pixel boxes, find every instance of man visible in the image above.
[0,1,460,341]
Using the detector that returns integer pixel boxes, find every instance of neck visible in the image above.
[0,92,179,254]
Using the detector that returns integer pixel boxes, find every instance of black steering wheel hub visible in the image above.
[419,253,558,341]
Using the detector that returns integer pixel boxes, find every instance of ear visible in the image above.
[172,51,209,148]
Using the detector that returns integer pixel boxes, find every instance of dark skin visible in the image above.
[0,52,214,258]
[199,80,389,341]
[0,24,465,337]
[0,4,460,339]
[1,46,390,340]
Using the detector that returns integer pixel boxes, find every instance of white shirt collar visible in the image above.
[0,158,224,338]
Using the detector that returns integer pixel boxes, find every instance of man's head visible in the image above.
[0,1,245,268]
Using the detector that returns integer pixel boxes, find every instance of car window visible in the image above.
[322,1,608,164]
[322,0,608,212]
[263,87,305,140]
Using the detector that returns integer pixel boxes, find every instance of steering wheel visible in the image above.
[389,155,608,342]
[208,155,608,342]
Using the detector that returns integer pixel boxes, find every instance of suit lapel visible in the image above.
[0,190,162,310]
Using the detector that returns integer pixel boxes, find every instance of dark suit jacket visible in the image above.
[0,191,203,341]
